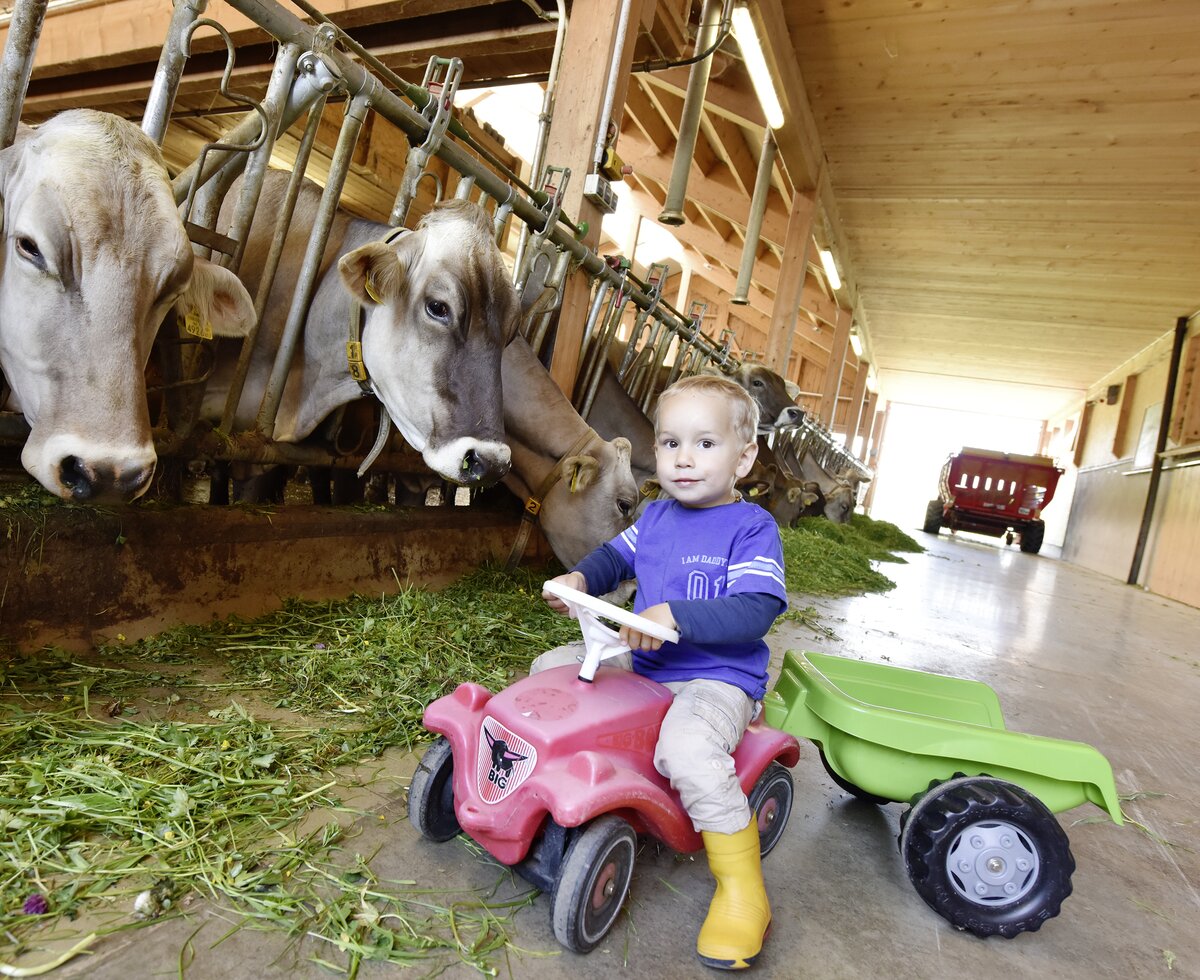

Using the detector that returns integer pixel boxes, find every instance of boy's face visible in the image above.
[655,390,757,508]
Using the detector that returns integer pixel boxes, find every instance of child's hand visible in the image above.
[620,602,677,652]
[543,572,588,615]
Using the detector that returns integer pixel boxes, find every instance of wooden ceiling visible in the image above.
[9,0,1199,422]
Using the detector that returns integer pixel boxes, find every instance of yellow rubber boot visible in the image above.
[697,822,770,970]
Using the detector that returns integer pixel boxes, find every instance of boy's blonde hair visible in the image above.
[655,374,759,446]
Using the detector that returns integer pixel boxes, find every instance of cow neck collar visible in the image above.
[505,428,595,570]
[347,225,408,479]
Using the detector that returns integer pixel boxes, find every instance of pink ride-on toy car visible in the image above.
[409,580,801,953]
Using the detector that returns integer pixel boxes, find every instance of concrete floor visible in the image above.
[59,530,1199,978]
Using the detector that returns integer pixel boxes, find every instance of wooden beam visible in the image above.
[621,129,787,242]
[641,65,766,129]
[845,359,870,444]
[703,110,758,198]
[543,0,648,397]
[765,189,815,372]
[625,77,675,153]
[818,307,853,426]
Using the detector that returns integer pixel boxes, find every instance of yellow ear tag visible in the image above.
[181,306,213,340]
[364,275,383,305]
[568,465,582,494]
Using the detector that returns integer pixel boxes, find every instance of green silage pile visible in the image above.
[781,513,922,596]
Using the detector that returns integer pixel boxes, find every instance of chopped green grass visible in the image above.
[780,519,907,596]
[0,564,574,976]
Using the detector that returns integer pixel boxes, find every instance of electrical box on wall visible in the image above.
[1106,384,1122,405]
[583,173,618,214]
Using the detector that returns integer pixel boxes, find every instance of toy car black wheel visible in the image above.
[552,815,637,953]
[819,749,890,806]
[899,775,1075,938]
[747,762,795,857]
[1020,520,1045,554]
[923,499,943,534]
[408,736,461,842]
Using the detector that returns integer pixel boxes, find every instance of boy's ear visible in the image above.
[735,440,759,480]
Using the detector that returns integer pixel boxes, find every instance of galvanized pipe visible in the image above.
[219,0,688,339]
[211,43,301,271]
[658,0,723,226]
[1128,315,1191,585]
[0,0,47,148]
[732,128,776,304]
[591,0,633,172]
[513,0,567,280]
[255,91,371,437]
[142,0,209,144]
[219,95,327,434]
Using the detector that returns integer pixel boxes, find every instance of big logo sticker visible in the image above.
[476,717,537,804]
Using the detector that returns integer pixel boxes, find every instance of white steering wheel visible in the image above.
[542,579,680,682]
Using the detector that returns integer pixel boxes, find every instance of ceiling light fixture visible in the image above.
[819,247,842,290]
[731,5,785,130]
[849,329,863,358]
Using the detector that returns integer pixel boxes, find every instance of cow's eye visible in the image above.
[617,498,634,519]
[752,377,764,388]
[16,236,42,263]
[425,299,451,323]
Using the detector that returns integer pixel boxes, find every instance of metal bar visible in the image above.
[1128,315,1191,585]
[219,94,327,434]
[255,91,371,437]
[659,0,721,225]
[222,42,302,272]
[591,0,633,171]
[733,129,776,304]
[142,0,208,144]
[0,0,47,148]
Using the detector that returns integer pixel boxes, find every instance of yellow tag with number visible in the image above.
[182,307,213,340]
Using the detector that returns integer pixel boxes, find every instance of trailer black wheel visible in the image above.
[408,737,461,842]
[1019,520,1045,554]
[820,749,890,806]
[552,815,636,953]
[747,762,795,857]
[900,776,1074,938]
[923,499,944,534]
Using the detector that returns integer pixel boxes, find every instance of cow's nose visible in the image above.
[461,447,510,485]
[114,461,155,498]
[58,456,155,501]
[59,455,97,501]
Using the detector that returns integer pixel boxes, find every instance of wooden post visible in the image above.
[844,359,869,450]
[862,403,889,512]
[818,307,853,425]
[544,0,647,396]
[763,189,815,373]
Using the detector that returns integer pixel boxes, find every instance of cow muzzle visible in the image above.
[24,434,157,503]
[422,437,511,488]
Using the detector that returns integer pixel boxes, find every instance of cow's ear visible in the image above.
[743,479,771,499]
[801,489,820,509]
[563,454,599,494]
[786,486,803,504]
[175,256,256,337]
[491,273,522,345]
[612,436,632,466]
[338,241,402,307]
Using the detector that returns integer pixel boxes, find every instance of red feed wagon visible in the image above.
[923,448,1064,554]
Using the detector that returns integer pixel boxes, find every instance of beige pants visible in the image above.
[529,643,756,834]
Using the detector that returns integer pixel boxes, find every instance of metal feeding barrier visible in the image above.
[0,0,867,493]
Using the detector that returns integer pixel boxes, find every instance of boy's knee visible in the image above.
[529,642,584,674]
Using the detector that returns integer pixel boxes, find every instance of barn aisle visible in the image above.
[59,531,1198,978]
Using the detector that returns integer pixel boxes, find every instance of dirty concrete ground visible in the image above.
[49,530,1200,979]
